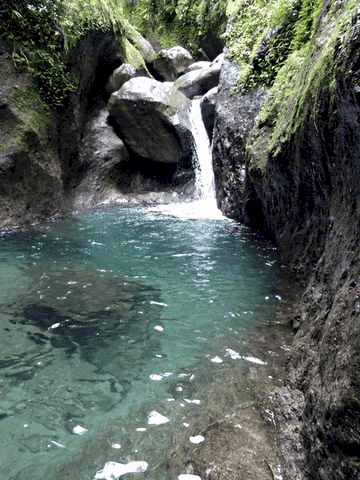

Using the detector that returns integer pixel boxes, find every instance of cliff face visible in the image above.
[213,2,360,478]
[0,40,67,229]
[0,27,195,227]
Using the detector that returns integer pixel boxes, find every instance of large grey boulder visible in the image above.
[200,86,218,141]
[152,46,194,81]
[174,53,224,99]
[105,64,152,95]
[138,37,156,64]
[74,107,131,206]
[108,77,193,164]
[185,61,211,73]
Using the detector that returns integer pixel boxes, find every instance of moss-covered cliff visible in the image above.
[0,0,159,228]
[213,0,360,477]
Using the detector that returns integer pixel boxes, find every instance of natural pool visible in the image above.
[0,201,290,480]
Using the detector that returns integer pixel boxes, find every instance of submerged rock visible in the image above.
[108,77,193,164]
[152,46,194,81]
[10,263,163,376]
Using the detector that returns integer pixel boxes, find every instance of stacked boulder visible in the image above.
[77,40,224,206]
[107,47,223,165]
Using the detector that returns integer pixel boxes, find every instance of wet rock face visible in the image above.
[212,58,268,217]
[286,12,360,478]
[152,46,195,81]
[108,77,193,164]
[212,6,360,480]
[0,40,67,229]
[200,86,217,141]
[73,106,131,206]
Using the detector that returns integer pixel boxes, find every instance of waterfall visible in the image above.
[151,98,223,219]
[187,98,223,219]
[190,98,216,201]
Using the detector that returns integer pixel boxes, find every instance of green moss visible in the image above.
[0,83,51,154]
[246,0,358,171]
[225,0,329,93]
[123,38,146,69]
[0,1,146,109]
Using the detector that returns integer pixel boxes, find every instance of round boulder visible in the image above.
[152,46,194,81]
[105,64,152,95]
[138,37,156,64]
[174,53,224,99]
[108,77,193,164]
[185,61,211,73]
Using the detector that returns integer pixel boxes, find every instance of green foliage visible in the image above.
[0,0,130,108]
[30,50,76,108]
[0,0,74,108]
[60,0,127,47]
[124,0,228,56]
[225,0,325,93]
[0,83,51,154]
[290,0,323,50]
[247,0,358,170]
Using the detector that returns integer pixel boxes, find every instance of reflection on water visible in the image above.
[0,206,284,479]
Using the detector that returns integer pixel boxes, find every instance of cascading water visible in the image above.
[190,98,216,202]
[188,98,223,219]
[154,98,222,219]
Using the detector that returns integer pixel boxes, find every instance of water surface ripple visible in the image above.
[0,206,282,479]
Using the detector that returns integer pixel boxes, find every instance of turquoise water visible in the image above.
[0,205,282,480]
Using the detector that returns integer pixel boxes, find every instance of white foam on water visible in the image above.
[94,460,148,479]
[189,435,205,444]
[178,475,202,480]
[211,356,223,363]
[242,355,267,365]
[147,411,170,425]
[225,349,267,365]
[72,425,88,435]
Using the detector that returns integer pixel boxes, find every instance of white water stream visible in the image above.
[190,99,217,203]
[153,98,223,220]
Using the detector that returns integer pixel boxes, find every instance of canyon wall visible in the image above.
[213,3,360,478]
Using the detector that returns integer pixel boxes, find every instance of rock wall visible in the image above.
[0,30,199,226]
[213,4,360,478]
[0,39,67,230]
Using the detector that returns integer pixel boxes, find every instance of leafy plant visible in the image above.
[0,0,130,108]
[124,0,228,56]
[225,0,325,93]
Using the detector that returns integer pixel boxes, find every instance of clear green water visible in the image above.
[0,205,281,480]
